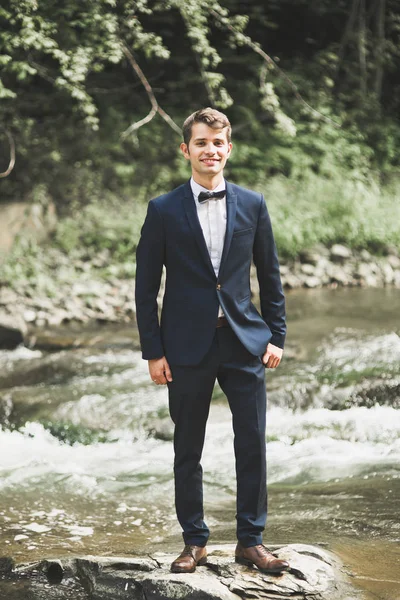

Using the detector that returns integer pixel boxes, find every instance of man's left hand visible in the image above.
[262,343,283,369]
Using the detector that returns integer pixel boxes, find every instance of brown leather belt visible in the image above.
[216,316,229,328]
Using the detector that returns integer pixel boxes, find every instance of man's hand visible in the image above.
[149,356,173,385]
[262,343,283,369]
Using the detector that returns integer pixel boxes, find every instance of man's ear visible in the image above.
[180,142,190,160]
[226,142,233,158]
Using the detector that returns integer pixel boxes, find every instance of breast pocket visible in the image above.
[232,227,253,238]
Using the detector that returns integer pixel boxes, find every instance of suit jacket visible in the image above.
[135,180,286,366]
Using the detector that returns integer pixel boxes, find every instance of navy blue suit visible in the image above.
[135,180,286,547]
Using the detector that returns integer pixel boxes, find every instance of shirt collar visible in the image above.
[190,177,226,203]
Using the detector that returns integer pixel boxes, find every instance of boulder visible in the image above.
[328,265,353,286]
[0,311,27,349]
[299,245,330,265]
[282,273,302,289]
[148,417,174,441]
[355,263,382,287]
[0,544,357,600]
[381,263,394,285]
[304,276,322,288]
[388,254,400,270]
[330,244,352,262]
[300,263,316,276]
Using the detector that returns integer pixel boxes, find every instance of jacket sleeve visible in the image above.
[253,195,286,349]
[135,200,165,360]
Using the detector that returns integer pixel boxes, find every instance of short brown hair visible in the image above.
[182,107,231,145]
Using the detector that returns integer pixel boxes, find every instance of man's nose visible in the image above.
[204,145,217,154]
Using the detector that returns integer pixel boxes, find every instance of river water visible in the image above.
[0,288,399,599]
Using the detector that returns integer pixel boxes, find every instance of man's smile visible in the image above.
[201,158,220,165]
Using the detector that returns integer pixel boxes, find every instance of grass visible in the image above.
[261,173,400,258]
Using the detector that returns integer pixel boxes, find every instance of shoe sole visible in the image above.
[235,556,289,574]
[171,556,207,573]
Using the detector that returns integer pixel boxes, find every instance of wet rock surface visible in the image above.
[0,544,358,600]
[0,312,27,349]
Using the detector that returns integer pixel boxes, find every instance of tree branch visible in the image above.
[157,106,182,134]
[120,43,181,138]
[0,130,16,178]
[209,8,340,128]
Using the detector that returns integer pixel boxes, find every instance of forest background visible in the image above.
[1,0,400,284]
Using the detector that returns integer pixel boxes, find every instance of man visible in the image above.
[135,108,288,575]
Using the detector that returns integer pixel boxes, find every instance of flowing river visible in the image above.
[0,288,399,600]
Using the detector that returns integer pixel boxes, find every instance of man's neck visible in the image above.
[192,174,224,190]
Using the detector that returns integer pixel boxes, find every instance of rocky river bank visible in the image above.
[0,243,399,349]
[0,544,358,600]
[0,288,399,600]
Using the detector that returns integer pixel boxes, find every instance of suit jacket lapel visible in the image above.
[219,181,237,277]
[183,181,217,278]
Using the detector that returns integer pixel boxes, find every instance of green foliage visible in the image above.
[0,195,147,294]
[54,195,147,261]
[0,237,60,297]
[1,0,400,253]
[262,173,400,258]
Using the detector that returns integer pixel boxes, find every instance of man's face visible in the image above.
[180,122,232,181]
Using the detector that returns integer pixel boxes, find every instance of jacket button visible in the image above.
[216,284,221,290]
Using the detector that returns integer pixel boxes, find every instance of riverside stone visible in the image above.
[300,263,316,276]
[1,245,399,333]
[386,245,399,257]
[328,265,353,286]
[388,254,400,269]
[304,276,321,288]
[282,273,302,289]
[0,544,358,600]
[0,288,19,306]
[381,263,394,285]
[148,417,174,441]
[355,263,382,287]
[299,245,329,265]
[330,244,352,262]
[0,312,27,349]
[394,271,400,287]
[360,249,372,261]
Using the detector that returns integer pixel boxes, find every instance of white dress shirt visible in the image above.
[190,177,226,317]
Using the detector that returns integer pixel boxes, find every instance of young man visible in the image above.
[135,108,288,574]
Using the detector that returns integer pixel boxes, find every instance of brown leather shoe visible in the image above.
[171,545,207,573]
[235,543,289,574]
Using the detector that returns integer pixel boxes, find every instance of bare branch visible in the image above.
[0,130,16,178]
[157,106,182,135]
[120,44,158,137]
[209,8,340,128]
[120,43,181,138]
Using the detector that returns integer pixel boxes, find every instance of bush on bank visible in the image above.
[262,173,400,258]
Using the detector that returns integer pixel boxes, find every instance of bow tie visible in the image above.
[198,190,226,203]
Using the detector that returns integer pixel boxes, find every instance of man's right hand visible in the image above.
[148,356,173,385]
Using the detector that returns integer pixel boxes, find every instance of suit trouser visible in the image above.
[167,326,267,548]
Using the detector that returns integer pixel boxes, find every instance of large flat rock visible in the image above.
[0,312,27,349]
[0,544,360,599]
